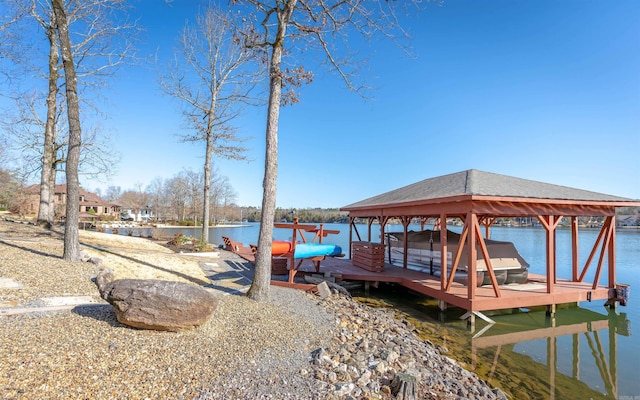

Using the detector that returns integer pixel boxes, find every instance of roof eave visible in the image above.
[341,194,640,213]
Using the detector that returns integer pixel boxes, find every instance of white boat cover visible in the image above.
[386,229,529,272]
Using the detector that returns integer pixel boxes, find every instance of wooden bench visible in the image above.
[222,236,241,253]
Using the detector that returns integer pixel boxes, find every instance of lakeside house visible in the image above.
[120,207,155,222]
[24,184,121,220]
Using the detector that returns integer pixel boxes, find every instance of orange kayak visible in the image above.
[272,240,293,255]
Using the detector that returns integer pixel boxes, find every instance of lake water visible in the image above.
[121,223,639,399]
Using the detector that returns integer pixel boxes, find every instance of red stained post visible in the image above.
[608,217,616,288]
[538,215,556,294]
[571,216,579,282]
[440,213,448,291]
[468,213,478,300]
[402,216,410,269]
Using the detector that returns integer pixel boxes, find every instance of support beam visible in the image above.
[592,217,614,290]
[608,217,617,289]
[379,215,390,245]
[402,216,410,269]
[538,215,562,294]
[467,213,478,301]
[446,224,469,292]
[579,224,608,282]
[348,217,354,259]
[474,219,501,298]
[546,303,556,318]
[440,213,448,291]
[571,217,579,282]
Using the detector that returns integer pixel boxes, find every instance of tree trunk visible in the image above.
[247,0,297,302]
[202,110,214,243]
[52,0,82,262]
[37,21,59,228]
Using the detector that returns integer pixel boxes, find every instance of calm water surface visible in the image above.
[125,223,639,399]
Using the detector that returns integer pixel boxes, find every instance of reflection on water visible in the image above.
[472,307,629,400]
[357,286,630,400]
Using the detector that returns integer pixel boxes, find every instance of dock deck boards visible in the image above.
[231,247,611,313]
[280,257,612,312]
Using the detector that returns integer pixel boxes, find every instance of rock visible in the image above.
[334,382,355,397]
[390,373,417,400]
[356,370,372,387]
[493,388,508,400]
[304,276,350,296]
[94,269,218,332]
[80,250,91,262]
[89,257,103,267]
[317,281,332,299]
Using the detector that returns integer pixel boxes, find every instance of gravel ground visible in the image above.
[0,219,502,399]
[0,219,334,399]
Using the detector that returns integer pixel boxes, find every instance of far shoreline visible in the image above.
[153,223,251,229]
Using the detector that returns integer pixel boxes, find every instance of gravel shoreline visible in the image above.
[0,219,504,399]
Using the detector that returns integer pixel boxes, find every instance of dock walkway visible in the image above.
[223,235,612,315]
[276,257,611,314]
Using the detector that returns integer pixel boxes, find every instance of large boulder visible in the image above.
[94,269,217,332]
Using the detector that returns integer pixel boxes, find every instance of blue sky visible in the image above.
[69,0,640,207]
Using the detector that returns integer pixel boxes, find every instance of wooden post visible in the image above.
[348,217,353,259]
[571,216,579,282]
[402,216,410,269]
[467,213,478,301]
[380,215,389,245]
[546,303,556,318]
[440,213,448,291]
[538,215,558,294]
[608,216,616,289]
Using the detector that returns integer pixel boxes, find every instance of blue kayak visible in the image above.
[293,243,343,259]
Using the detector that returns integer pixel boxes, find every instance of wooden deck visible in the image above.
[228,242,613,314]
[285,257,614,313]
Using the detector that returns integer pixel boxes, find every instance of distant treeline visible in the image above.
[241,207,348,223]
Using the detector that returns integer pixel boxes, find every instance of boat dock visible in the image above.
[277,257,613,315]
[338,170,637,325]
[230,239,613,320]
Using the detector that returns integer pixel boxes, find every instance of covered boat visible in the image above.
[386,229,529,285]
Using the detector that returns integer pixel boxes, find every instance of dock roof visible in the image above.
[342,169,638,210]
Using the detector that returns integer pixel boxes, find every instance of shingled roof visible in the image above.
[342,169,636,209]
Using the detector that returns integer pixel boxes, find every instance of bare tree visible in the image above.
[3,91,118,225]
[5,0,138,227]
[51,0,81,261]
[146,177,166,222]
[164,174,190,223]
[119,183,150,221]
[0,1,29,80]
[160,6,262,243]
[239,0,419,301]
[181,169,204,224]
